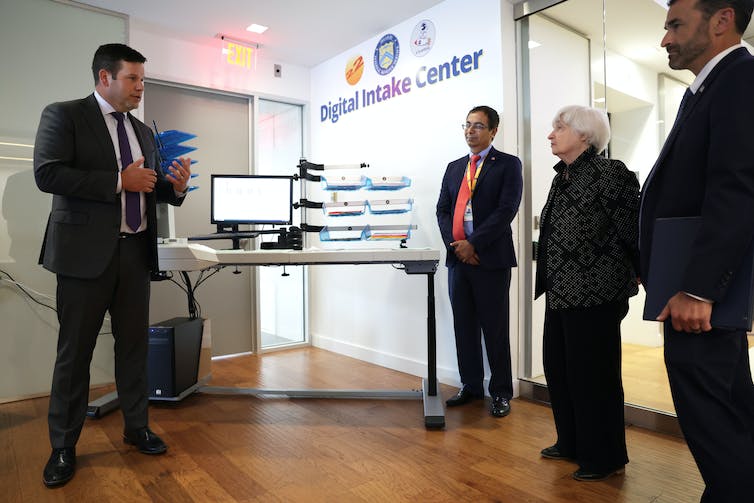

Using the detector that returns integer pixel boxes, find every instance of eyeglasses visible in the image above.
[462,122,488,131]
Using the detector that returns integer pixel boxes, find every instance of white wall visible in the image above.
[0,0,128,401]
[307,0,520,393]
[130,20,310,104]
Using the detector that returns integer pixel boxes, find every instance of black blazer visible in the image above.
[535,148,639,309]
[639,47,754,302]
[34,94,184,278]
[436,146,523,269]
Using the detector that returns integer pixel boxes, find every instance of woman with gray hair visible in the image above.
[534,105,639,481]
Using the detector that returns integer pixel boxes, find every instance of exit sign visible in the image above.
[224,42,256,70]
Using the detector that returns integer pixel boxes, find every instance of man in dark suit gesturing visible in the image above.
[436,106,523,417]
[640,1,754,500]
[34,43,192,487]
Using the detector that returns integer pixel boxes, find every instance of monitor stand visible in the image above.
[187,224,259,250]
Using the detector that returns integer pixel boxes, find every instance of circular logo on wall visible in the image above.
[410,20,436,57]
[373,34,400,75]
[345,55,365,86]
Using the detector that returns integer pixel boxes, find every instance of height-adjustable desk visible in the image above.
[89,241,445,429]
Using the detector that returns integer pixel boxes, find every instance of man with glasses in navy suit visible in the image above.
[436,105,523,418]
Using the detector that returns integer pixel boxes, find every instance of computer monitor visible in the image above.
[211,174,293,228]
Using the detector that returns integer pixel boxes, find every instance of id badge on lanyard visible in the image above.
[464,158,484,223]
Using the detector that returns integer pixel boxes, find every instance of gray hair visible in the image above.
[552,105,611,153]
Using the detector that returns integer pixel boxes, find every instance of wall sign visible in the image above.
[224,42,257,70]
[321,48,484,124]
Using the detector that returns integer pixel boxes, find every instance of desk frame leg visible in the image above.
[426,272,437,396]
[423,378,445,429]
[424,271,445,428]
[88,266,445,429]
[86,391,119,419]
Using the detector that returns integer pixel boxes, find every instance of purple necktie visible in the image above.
[112,112,141,232]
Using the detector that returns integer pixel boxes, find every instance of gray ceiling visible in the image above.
[77,0,754,80]
[77,0,445,67]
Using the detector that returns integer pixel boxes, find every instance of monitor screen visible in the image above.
[211,174,293,226]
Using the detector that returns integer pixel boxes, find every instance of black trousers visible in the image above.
[664,323,754,503]
[542,299,629,472]
[448,263,512,398]
[48,232,152,448]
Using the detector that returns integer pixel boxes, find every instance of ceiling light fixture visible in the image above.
[246,23,268,34]
[217,34,261,49]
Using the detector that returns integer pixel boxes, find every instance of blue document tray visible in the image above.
[365,176,411,190]
[160,143,198,159]
[323,201,367,217]
[320,175,367,191]
[156,130,197,146]
[364,225,412,241]
[318,226,366,241]
[160,158,199,178]
[367,199,413,215]
[160,159,198,169]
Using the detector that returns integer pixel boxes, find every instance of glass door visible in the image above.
[256,99,306,349]
[517,0,694,415]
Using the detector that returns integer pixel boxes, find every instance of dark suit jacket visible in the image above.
[436,146,523,269]
[640,47,754,302]
[34,93,183,278]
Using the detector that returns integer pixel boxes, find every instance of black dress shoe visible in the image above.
[446,386,483,407]
[540,445,574,460]
[572,466,625,481]
[123,427,167,455]
[490,395,511,417]
[43,447,76,487]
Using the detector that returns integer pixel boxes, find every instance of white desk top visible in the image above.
[158,240,441,271]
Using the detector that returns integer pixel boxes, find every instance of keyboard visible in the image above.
[188,232,259,241]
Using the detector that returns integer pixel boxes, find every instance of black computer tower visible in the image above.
[147,317,203,399]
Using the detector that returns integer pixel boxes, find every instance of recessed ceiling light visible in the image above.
[246,23,268,34]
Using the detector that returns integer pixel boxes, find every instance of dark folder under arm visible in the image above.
[643,217,754,331]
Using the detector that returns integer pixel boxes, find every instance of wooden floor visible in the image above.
[532,337,754,414]
[621,343,675,413]
[2,347,704,502]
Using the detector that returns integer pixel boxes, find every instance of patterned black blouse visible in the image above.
[535,147,640,309]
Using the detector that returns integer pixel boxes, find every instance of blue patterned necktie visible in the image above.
[112,112,141,232]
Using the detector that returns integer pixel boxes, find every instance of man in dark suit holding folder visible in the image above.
[639,1,754,500]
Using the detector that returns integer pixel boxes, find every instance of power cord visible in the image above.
[2,265,223,323]
[165,266,223,320]
[0,268,57,313]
